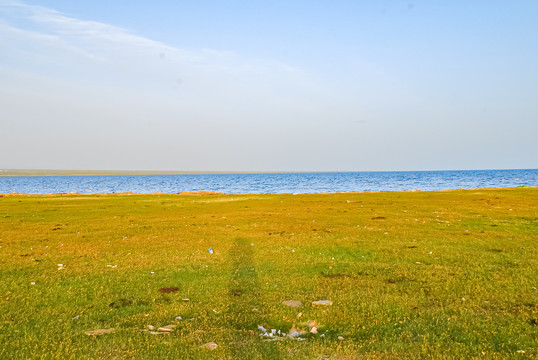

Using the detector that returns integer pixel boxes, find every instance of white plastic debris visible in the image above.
[258,325,267,332]
[208,248,214,254]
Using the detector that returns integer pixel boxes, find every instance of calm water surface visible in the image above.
[0,169,536,195]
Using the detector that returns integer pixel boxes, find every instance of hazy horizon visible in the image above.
[2,1,537,171]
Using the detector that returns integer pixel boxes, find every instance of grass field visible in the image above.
[0,188,536,359]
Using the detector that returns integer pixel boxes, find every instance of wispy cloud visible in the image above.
[0,0,306,96]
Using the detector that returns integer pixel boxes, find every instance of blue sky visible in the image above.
[1,0,537,171]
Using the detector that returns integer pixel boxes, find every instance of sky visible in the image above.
[1,0,537,172]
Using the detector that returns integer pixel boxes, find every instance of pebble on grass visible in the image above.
[157,324,176,332]
[282,300,303,307]
[85,328,115,336]
[201,342,218,350]
[312,300,333,306]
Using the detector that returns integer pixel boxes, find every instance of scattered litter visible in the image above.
[148,325,155,331]
[338,336,344,340]
[106,265,117,268]
[415,262,421,265]
[175,316,182,321]
[292,249,295,252]
[150,271,155,274]
[320,334,325,338]
[516,350,525,354]
[310,327,318,334]
[30,282,35,286]
[57,264,64,270]
[85,328,115,336]
[282,300,303,308]
[150,331,168,335]
[201,342,218,350]
[73,315,80,320]
[208,248,214,254]
[312,300,333,306]
[258,325,267,332]
[182,298,190,301]
[461,298,466,301]
[296,312,303,318]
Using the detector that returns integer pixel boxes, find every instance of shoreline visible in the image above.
[0,186,534,197]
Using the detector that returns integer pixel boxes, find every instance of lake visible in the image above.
[0,169,536,195]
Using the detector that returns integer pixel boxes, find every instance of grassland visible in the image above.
[0,188,536,359]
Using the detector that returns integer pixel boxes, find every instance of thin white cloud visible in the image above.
[0,0,305,95]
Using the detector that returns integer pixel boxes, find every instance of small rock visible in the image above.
[312,300,333,306]
[282,300,303,307]
[201,342,218,350]
[157,324,176,332]
[85,328,115,336]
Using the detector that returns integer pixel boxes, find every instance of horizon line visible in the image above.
[0,168,536,177]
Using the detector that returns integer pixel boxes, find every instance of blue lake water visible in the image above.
[0,169,536,195]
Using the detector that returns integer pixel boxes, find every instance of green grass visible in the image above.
[0,188,537,359]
